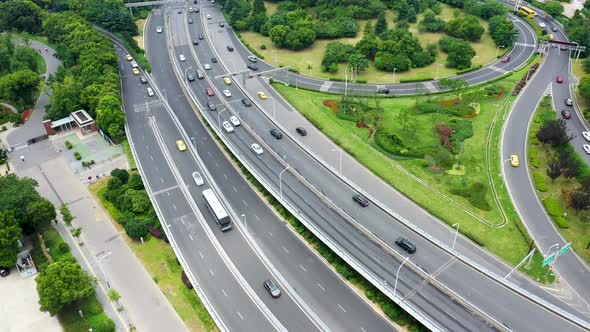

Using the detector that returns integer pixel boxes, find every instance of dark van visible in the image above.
[395,237,416,254]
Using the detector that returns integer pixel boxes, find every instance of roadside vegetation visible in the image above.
[528,97,590,264]
[272,59,555,280]
[227,0,516,82]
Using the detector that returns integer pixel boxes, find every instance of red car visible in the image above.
[561,109,572,119]
[205,87,214,96]
[556,75,564,83]
[501,56,510,63]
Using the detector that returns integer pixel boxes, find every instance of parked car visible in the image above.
[207,14,212,19]
[501,56,510,63]
[556,75,564,83]
[227,45,234,51]
[206,87,214,96]
[352,194,369,207]
[584,144,590,154]
[251,143,263,155]
[263,279,281,298]
[140,76,148,84]
[179,54,186,62]
[222,89,232,97]
[176,140,187,151]
[270,128,282,139]
[539,22,546,28]
[377,88,390,94]
[192,172,204,186]
[230,115,240,126]
[247,64,259,71]
[565,98,573,106]
[222,121,234,133]
[241,98,252,107]
[177,8,182,14]
[296,127,307,136]
[189,7,193,12]
[207,102,217,111]
[561,109,572,119]
[248,55,258,62]
[258,91,268,100]
[130,61,138,68]
[582,131,590,141]
[395,237,416,254]
[510,154,519,167]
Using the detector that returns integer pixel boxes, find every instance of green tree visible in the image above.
[0,35,15,75]
[46,75,82,120]
[578,75,590,101]
[107,289,121,302]
[0,69,41,105]
[0,211,22,267]
[0,174,41,224]
[60,204,75,228]
[439,78,468,95]
[488,15,517,47]
[375,12,388,35]
[364,20,374,35]
[36,261,94,315]
[545,1,564,17]
[439,37,476,69]
[26,198,56,231]
[445,15,484,41]
[251,0,265,15]
[0,0,43,34]
[124,219,148,240]
[348,53,369,71]
[11,46,39,73]
[110,168,129,184]
[419,11,446,32]
[95,95,125,142]
[355,33,380,59]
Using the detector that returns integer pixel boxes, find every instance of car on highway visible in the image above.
[207,14,212,19]
[156,26,162,33]
[251,143,263,155]
[223,77,232,85]
[140,76,147,84]
[223,89,232,97]
[227,45,234,51]
[188,18,193,24]
[176,140,187,151]
[222,121,234,133]
[583,131,590,141]
[539,22,546,28]
[192,171,204,186]
[377,88,390,94]
[263,279,281,298]
[242,98,252,106]
[132,68,140,75]
[258,91,268,100]
[556,75,564,83]
[247,64,259,71]
[584,145,590,154]
[204,63,211,70]
[179,54,186,62]
[230,115,240,126]
[352,194,369,207]
[187,72,195,81]
[207,102,217,111]
[219,22,225,27]
[211,57,218,63]
[206,87,214,96]
[296,127,307,136]
[192,39,199,45]
[552,26,558,32]
[147,87,154,97]
[248,55,258,62]
[196,7,200,12]
[198,34,204,40]
[565,98,573,106]
[130,61,139,68]
[196,69,204,79]
[510,154,519,167]
[270,128,282,139]
[561,109,572,119]
[395,238,416,254]
[178,8,182,14]
[189,7,193,12]
[501,56,510,63]
[126,54,133,61]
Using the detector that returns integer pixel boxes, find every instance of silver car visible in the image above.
[251,143,263,155]
[222,121,234,133]
[229,115,240,126]
[263,279,281,298]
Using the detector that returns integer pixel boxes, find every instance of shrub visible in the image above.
[260,44,267,50]
[1,125,6,131]
[58,242,70,254]
[87,313,115,332]
[543,196,569,228]
[124,219,148,240]
[111,168,129,184]
[450,182,491,211]
[65,141,73,149]
[533,171,548,192]
[74,152,81,160]
[81,296,104,315]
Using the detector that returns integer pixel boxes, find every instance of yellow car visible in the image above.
[257,91,268,100]
[132,68,140,75]
[510,155,519,167]
[223,77,232,85]
[176,140,187,151]
[126,54,133,61]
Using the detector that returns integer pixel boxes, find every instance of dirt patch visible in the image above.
[323,99,338,114]
[357,121,376,141]
[437,97,461,107]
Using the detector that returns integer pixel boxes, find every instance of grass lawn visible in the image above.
[242,4,497,82]
[134,19,146,50]
[528,98,590,264]
[122,139,137,170]
[273,58,557,279]
[89,178,217,332]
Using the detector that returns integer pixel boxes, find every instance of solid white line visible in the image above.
[173,203,177,210]
[233,186,237,192]
[150,155,154,160]
[361,327,367,332]
[224,173,228,179]
[317,283,326,292]
[255,214,260,221]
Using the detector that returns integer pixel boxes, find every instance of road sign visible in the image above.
[542,253,556,268]
[558,243,572,257]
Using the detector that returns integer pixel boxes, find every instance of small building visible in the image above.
[16,250,37,278]
[43,109,97,136]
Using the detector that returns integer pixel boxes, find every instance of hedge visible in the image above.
[543,196,569,228]
[456,65,482,75]
[533,171,548,192]
[400,76,434,83]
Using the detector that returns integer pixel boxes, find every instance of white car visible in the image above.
[156,26,162,33]
[147,87,154,97]
[539,22,546,29]
[222,121,234,133]
[584,145,590,154]
[223,89,232,97]
[251,143,263,155]
[248,55,257,62]
[130,61,138,68]
[207,14,212,19]
[204,63,211,70]
[192,171,204,186]
[229,115,240,126]
[179,54,186,62]
[583,131,590,141]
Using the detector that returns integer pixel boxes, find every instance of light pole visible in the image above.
[495,45,505,58]
[393,257,410,298]
[218,108,227,129]
[435,64,442,80]
[545,243,560,256]
[393,68,397,83]
[241,214,247,232]
[332,148,342,174]
[344,67,348,96]
[452,223,460,250]
[279,166,290,201]
[184,65,193,80]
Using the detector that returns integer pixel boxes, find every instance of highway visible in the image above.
[148,2,590,331]
[138,6,398,332]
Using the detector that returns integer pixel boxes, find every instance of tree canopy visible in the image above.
[0,211,22,267]
[36,261,95,315]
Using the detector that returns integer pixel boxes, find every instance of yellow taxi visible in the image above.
[510,154,519,167]
[132,68,140,75]
[223,77,232,85]
[257,91,268,100]
[176,140,187,151]
[126,54,133,61]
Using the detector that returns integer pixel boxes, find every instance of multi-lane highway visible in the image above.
[143,2,590,331]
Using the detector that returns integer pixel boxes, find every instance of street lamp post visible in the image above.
[241,214,247,232]
[218,108,227,129]
[393,257,410,298]
[452,223,460,250]
[495,45,505,58]
[332,148,342,174]
[393,68,397,83]
[279,166,291,201]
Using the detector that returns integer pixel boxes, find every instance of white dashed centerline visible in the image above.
[222,289,227,297]
[237,311,244,320]
[189,234,193,241]
[281,246,289,254]
[317,283,326,292]
[209,269,215,276]
[337,304,347,312]
[242,200,248,207]
[198,251,204,259]
[299,264,307,272]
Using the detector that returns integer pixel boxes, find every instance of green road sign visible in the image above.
[542,253,556,268]
[558,243,572,257]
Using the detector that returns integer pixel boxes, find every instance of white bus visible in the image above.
[202,189,232,231]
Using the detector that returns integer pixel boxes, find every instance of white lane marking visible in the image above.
[160,177,164,183]
[189,234,194,241]
[255,214,260,221]
[299,264,307,272]
[222,289,227,297]
[166,223,172,227]
[181,219,186,225]
[242,199,248,207]
[209,269,214,276]
[166,192,170,196]
[337,304,346,312]
[317,283,326,292]
[281,246,289,254]
[233,186,237,192]
[155,167,158,172]
[150,155,154,161]
[207,151,211,156]
[361,327,367,332]
[199,251,204,259]
[268,231,273,237]
[237,311,244,320]
[173,204,177,210]
[223,173,228,180]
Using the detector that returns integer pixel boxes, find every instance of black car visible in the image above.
[196,7,200,12]
[0,267,9,277]
[192,39,199,45]
[377,88,390,95]
[241,98,252,107]
[177,9,182,14]
[263,279,281,298]
[219,22,225,27]
[194,0,197,3]
[211,57,218,63]
[187,72,195,81]
[552,26,558,32]
[395,237,416,254]
[227,45,234,51]
[296,127,307,136]
[352,194,369,207]
[561,109,572,119]
[207,102,217,111]
[247,64,258,71]
[270,128,283,139]
[140,76,148,84]
[198,34,204,40]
